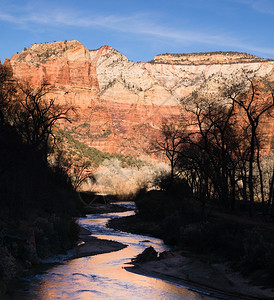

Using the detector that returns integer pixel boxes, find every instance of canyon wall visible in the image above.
[7,41,274,156]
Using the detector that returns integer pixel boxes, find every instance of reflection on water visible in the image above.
[7,209,216,299]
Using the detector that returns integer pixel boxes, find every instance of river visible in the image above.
[7,204,218,299]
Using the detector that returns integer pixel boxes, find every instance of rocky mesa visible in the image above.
[6,40,274,156]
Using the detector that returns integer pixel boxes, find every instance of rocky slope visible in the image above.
[6,40,274,156]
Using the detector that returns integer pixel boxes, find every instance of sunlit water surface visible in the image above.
[7,203,217,299]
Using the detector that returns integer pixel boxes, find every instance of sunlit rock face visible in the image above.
[9,41,99,108]
[8,41,274,156]
[152,52,269,65]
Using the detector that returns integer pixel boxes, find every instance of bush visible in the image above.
[94,159,169,199]
[153,172,193,197]
[180,222,245,259]
[135,190,167,221]
[34,216,78,258]
[0,245,17,281]
[240,228,274,275]
[159,214,183,245]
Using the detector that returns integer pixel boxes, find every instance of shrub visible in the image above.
[34,216,78,258]
[240,228,274,275]
[135,190,167,220]
[153,172,192,197]
[94,159,168,198]
[0,246,17,281]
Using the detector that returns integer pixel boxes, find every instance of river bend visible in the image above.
[7,207,216,299]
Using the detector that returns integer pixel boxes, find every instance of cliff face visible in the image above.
[8,41,274,156]
[152,51,270,65]
[10,41,99,108]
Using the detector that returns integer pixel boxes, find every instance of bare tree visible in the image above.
[0,63,16,125]
[180,98,238,207]
[222,74,274,215]
[150,120,186,187]
[176,71,274,214]
[71,161,94,191]
[12,82,71,162]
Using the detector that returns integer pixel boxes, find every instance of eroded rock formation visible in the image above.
[7,40,274,156]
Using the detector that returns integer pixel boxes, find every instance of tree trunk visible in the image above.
[267,169,274,216]
[249,128,256,216]
[230,169,236,210]
[256,148,265,213]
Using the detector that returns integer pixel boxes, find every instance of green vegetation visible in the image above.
[55,129,145,169]
[91,129,112,139]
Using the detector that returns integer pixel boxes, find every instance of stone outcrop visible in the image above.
[152,51,270,65]
[7,40,274,156]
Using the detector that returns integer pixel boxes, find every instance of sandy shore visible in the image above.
[126,254,274,300]
[72,226,127,259]
[73,226,274,299]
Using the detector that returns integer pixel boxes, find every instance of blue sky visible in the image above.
[0,0,274,63]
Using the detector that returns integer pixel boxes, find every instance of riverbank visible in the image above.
[6,206,212,299]
[126,253,274,299]
[0,214,78,297]
[2,204,127,297]
[109,214,274,299]
[5,202,274,299]
[73,226,127,259]
[72,201,130,257]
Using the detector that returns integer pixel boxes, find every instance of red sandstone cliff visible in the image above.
[7,41,274,156]
[9,40,99,109]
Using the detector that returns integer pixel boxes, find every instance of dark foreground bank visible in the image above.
[0,200,129,297]
[125,250,274,299]
[108,190,274,300]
